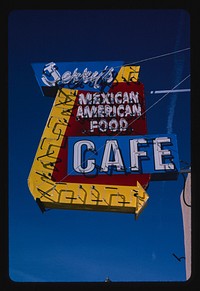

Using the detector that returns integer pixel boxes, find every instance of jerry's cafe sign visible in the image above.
[32,61,180,183]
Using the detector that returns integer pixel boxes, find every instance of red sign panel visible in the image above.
[51,81,150,188]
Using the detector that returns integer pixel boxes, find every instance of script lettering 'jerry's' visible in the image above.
[41,62,115,90]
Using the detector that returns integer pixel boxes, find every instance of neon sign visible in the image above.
[28,60,180,217]
[32,61,124,94]
[68,134,179,179]
[41,62,116,90]
[76,90,141,134]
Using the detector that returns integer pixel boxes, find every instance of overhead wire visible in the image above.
[113,47,190,68]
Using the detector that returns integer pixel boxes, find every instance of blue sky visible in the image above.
[8,9,191,283]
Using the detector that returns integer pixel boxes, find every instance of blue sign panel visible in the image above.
[32,61,124,96]
[67,134,180,180]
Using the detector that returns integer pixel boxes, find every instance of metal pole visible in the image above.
[150,89,190,94]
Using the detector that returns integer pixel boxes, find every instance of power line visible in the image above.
[114,47,190,68]
[128,74,190,127]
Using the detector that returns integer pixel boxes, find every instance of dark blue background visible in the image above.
[8,9,190,282]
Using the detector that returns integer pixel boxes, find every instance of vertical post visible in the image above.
[180,172,191,280]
